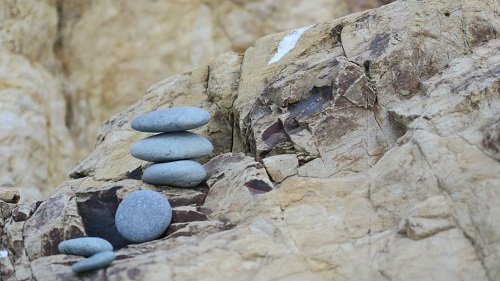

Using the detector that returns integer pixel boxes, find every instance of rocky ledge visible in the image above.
[1,0,499,280]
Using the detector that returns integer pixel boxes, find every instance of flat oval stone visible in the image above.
[71,251,116,273]
[131,106,211,132]
[130,132,213,162]
[143,160,207,187]
[58,237,113,257]
[115,190,172,243]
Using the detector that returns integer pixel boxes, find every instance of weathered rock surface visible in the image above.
[0,50,75,202]
[1,0,499,280]
[0,0,390,200]
[57,0,393,158]
[0,0,75,202]
[0,188,19,203]
[263,154,299,183]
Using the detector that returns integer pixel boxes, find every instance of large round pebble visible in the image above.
[130,132,213,162]
[131,106,211,132]
[143,160,207,187]
[71,251,116,273]
[58,237,113,257]
[115,190,172,243]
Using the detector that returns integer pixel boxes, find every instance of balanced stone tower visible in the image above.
[130,106,213,187]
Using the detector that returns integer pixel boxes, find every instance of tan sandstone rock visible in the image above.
[0,0,391,200]
[0,188,19,203]
[263,154,299,183]
[56,0,393,160]
[0,0,74,201]
[0,51,74,202]
[1,0,499,280]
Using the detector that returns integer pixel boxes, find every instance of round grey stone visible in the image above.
[58,237,113,257]
[71,251,116,273]
[130,131,213,162]
[143,160,207,187]
[131,106,211,132]
[115,190,172,243]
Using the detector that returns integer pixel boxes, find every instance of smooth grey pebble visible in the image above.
[131,106,211,132]
[130,131,213,162]
[143,160,207,187]
[58,237,113,257]
[115,190,172,243]
[71,251,116,273]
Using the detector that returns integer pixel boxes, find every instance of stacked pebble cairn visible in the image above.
[58,107,213,273]
[129,106,213,187]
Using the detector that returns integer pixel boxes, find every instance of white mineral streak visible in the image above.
[268,25,312,64]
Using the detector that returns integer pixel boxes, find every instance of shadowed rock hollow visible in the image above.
[1,0,499,280]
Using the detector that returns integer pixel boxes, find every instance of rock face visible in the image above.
[1,0,499,280]
[57,0,393,158]
[0,0,391,200]
[0,18,74,202]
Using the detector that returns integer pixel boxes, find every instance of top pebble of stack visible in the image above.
[131,106,211,132]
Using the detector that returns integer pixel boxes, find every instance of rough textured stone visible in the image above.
[0,188,20,203]
[0,0,390,201]
[23,192,86,261]
[0,0,76,202]
[115,190,172,243]
[0,177,217,281]
[58,237,113,257]
[131,106,211,132]
[3,0,500,280]
[11,202,37,222]
[70,251,116,273]
[55,0,392,160]
[203,153,274,224]
[143,160,207,187]
[0,201,16,220]
[262,154,299,183]
[0,50,74,202]
[130,132,214,162]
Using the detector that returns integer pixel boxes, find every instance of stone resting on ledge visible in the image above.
[130,106,213,187]
[1,0,499,280]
